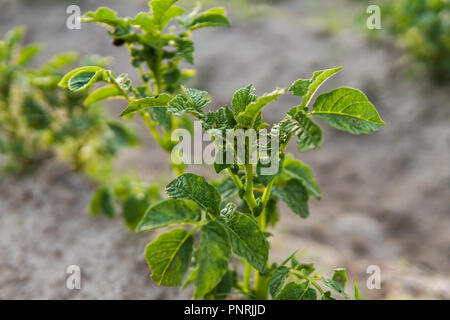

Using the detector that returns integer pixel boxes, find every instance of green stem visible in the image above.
[243,261,252,293]
[153,32,164,95]
[290,269,325,295]
[139,110,183,177]
[260,180,274,213]
[253,206,268,300]
[253,134,293,299]
[139,110,166,148]
[227,167,243,190]
[243,163,258,213]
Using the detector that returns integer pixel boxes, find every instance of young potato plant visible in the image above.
[0,26,137,175]
[61,0,385,300]
[59,0,230,226]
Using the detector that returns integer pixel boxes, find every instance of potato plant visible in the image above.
[65,1,230,225]
[0,26,137,176]
[61,0,385,300]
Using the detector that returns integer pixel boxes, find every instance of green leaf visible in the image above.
[275,281,317,300]
[161,6,185,30]
[43,52,79,70]
[283,156,321,200]
[90,187,115,219]
[236,88,285,128]
[323,279,350,299]
[136,199,201,232]
[216,177,239,202]
[149,108,172,131]
[265,197,279,228]
[68,70,103,91]
[166,173,222,215]
[289,67,342,108]
[182,267,198,289]
[323,268,349,298]
[269,266,290,298]
[2,26,25,60]
[205,106,236,129]
[204,270,234,300]
[145,228,194,286]
[174,38,194,64]
[4,26,25,50]
[282,110,323,152]
[272,179,309,218]
[213,153,231,174]
[84,7,117,21]
[194,220,231,298]
[231,84,257,114]
[150,0,183,30]
[189,7,230,30]
[180,6,230,31]
[130,12,154,32]
[107,121,139,147]
[332,268,348,289]
[58,66,103,88]
[167,87,210,117]
[21,96,50,130]
[120,94,172,116]
[221,210,269,272]
[83,7,128,28]
[312,87,385,134]
[294,263,315,275]
[122,193,151,231]
[17,44,41,66]
[84,86,123,106]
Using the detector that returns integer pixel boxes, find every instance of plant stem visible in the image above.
[253,271,268,300]
[244,163,258,213]
[260,180,274,213]
[252,134,292,299]
[290,269,325,295]
[139,111,166,147]
[139,110,184,176]
[227,167,243,190]
[253,206,269,300]
[243,261,252,293]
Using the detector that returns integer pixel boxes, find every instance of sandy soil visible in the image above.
[0,0,449,299]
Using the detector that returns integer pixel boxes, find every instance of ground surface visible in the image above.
[0,0,449,299]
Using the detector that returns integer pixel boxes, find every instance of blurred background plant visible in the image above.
[0,26,138,177]
[69,2,230,226]
[367,0,450,82]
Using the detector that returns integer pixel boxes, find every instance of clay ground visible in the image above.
[0,0,449,299]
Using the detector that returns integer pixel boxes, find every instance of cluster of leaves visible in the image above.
[61,1,385,300]
[59,0,230,223]
[0,26,137,175]
[132,66,383,300]
[90,176,161,231]
[80,0,230,157]
[373,0,450,82]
